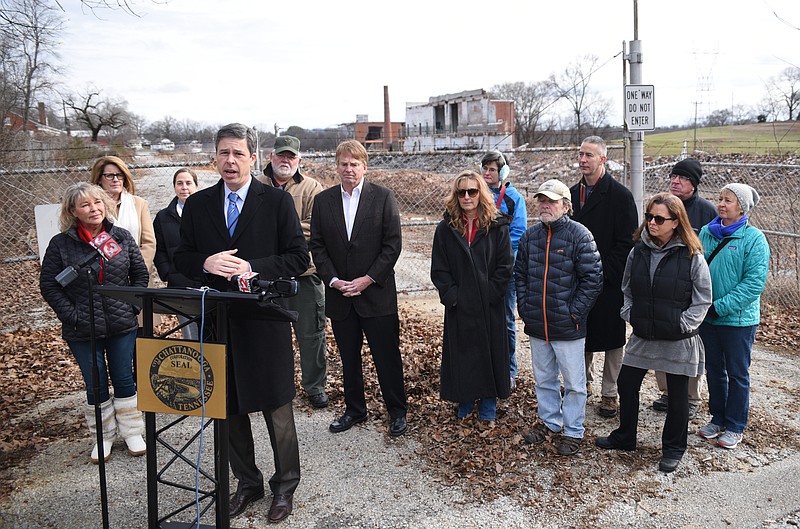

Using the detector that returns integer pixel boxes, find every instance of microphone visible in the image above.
[231,272,298,297]
[90,231,122,261]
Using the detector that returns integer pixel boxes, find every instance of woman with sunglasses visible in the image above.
[90,156,156,275]
[696,184,769,450]
[430,170,513,428]
[596,192,712,473]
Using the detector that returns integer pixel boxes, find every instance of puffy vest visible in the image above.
[629,242,696,341]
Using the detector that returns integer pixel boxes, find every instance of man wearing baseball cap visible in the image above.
[257,135,329,410]
[515,179,603,456]
[653,158,717,418]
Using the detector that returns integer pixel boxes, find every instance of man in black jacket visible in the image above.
[174,123,309,523]
[570,136,639,419]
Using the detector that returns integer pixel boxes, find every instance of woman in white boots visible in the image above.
[40,182,149,463]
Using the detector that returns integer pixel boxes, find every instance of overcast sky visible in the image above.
[57,0,798,133]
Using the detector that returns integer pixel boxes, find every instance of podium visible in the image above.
[97,285,297,529]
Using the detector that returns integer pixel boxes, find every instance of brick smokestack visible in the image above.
[383,85,392,150]
[38,102,47,126]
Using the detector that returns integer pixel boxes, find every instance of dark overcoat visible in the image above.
[430,212,513,403]
[174,178,309,414]
[570,172,638,351]
[153,196,200,288]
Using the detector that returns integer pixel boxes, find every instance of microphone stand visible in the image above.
[84,262,110,529]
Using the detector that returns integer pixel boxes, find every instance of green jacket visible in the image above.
[699,222,769,327]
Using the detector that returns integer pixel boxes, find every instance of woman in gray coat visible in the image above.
[596,193,712,473]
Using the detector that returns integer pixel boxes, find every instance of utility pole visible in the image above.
[626,0,644,221]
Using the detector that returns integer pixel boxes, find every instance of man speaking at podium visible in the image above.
[175,123,309,522]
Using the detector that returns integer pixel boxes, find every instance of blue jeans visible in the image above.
[504,278,518,379]
[458,398,497,421]
[530,336,587,438]
[67,329,138,405]
[699,323,757,434]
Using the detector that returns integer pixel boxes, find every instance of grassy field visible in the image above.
[639,121,800,157]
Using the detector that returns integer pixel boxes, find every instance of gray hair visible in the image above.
[581,135,607,157]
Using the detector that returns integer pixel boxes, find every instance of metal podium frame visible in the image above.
[96,286,297,529]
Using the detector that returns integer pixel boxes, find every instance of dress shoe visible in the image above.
[329,413,367,433]
[594,436,635,451]
[229,486,264,518]
[268,493,293,523]
[389,415,408,437]
[659,457,681,473]
[308,392,329,409]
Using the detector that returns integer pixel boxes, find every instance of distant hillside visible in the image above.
[641,121,800,157]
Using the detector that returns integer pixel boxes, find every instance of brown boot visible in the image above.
[599,396,618,418]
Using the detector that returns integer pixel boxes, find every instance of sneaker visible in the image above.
[717,431,743,449]
[697,422,724,439]
[510,377,517,391]
[687,402,699,421]
[652,394,668,412]
[599,396,617,418]
[557,435,581,456]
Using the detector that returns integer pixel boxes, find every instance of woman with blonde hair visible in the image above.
[90,155,156,273]
[596,192,712,473]
[40,182,149,463]
[430,170,513,427]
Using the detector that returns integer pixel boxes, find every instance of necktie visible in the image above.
[227,193,239,237]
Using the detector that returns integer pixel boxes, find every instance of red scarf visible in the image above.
[462,215,479,245]
[76,222,105,283]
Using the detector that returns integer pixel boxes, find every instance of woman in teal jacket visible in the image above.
[696,183,769,450]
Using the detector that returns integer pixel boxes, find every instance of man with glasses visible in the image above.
[481,151,527,390]
[652,158,717,418]
[569,136,638,419]
[257,136,329,410]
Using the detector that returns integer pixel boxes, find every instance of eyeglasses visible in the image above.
[670,174,691,182]
[456,188,479,198]
[101,172,125,181]
[645,213,676,225]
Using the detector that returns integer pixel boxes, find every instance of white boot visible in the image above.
[85,399,116,464]
[114,394,146,456]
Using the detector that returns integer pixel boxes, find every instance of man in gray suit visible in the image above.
[309,139,408,437]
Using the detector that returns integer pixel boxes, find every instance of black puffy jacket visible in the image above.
[515,214,603,342]
[40,221,149,341]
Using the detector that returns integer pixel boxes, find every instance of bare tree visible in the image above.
[490,80,555,147]
[148,115,178,140]
[705,108,733,127]
[0,0,63,132]
[765,67,800,120]
[65,86,129,141]
[549,54,600,144]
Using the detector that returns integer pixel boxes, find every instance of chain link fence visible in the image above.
[1,149,797,332]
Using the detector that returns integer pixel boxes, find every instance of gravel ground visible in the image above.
[3,163,799,528]
[3,299,800,529]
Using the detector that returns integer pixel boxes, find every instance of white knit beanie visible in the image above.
[722,183,760,213]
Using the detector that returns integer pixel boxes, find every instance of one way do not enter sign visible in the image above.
[624,84,655,131]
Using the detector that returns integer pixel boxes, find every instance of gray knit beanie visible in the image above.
[722,183,760,213]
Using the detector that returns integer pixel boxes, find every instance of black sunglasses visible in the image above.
[456,188,479,198]
[645,213,676,225]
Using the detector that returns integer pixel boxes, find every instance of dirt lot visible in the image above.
[3,290,799,528]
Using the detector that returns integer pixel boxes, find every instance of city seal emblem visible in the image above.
[149,343,214,413]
